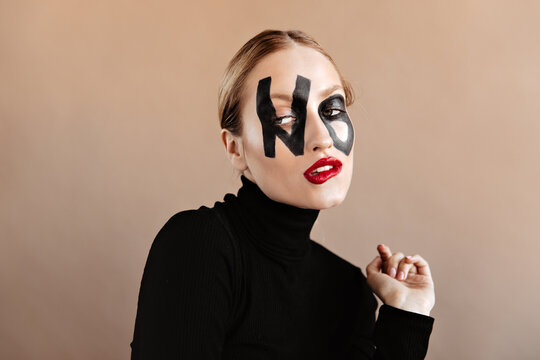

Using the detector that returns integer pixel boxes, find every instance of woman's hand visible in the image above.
[366,244,435,316]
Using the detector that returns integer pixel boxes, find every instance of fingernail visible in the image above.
[389,267,396,278]
[397,271,405,280]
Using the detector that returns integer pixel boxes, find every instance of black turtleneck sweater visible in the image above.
[131,176,434,359]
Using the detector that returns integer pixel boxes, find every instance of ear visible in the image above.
[221,129,248,172]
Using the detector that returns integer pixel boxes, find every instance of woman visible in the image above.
[131,29,435,359]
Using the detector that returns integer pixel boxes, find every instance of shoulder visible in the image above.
[156,206,227,243]
[147,206,235,270]
[160,206,219,232]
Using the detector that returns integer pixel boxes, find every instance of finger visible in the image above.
[404,254,432,277]
[376,244,393,275]
[377,244,392,261]
[396,257,416,281]
[366,256,383,277]
[386,252,405,278]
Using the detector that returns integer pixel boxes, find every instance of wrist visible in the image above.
[384,296,433,316]
[397,304,432,316]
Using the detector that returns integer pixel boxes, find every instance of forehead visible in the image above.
[243,45,343,98]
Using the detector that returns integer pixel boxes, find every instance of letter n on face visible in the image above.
[256,75,311,158]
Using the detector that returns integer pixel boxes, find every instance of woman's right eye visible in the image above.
[322,108,343,117]
[274,115,296,126]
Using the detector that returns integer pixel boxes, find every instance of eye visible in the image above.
[274,115,296,126]
[322,109,342,117]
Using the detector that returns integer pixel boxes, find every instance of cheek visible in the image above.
[243,134,266,169]
[243,140,302,190]
[243,116,298,163]
[242,126,282,170]
[241,114,265,151]
[329,121,351,143]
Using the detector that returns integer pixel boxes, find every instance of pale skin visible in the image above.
[221,45,435,316]
[368,244,435,315]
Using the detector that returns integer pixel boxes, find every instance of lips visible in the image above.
[303,157,343,184]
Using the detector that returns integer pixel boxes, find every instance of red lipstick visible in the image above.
[303,157,343,184]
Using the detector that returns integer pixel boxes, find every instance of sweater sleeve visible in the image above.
[372,305,434,360]
[130,209,235,359]
[349,268,434,360]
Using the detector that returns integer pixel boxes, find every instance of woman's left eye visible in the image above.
[323,109,342,117]
[275,115,295,125]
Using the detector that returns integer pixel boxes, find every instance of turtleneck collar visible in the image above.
[221,176,320,264]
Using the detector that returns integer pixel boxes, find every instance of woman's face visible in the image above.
[237,45,354,209]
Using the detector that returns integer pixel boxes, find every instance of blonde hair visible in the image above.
[218,29,355,135]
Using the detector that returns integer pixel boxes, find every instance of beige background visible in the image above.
[2,1,540,359]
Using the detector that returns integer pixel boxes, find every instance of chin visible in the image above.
[298,189,348,210]
[315,195,346,210]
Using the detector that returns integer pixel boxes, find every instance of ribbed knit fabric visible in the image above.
[131,176,434,359]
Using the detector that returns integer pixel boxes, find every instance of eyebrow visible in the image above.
[269,84,344,102]
[319,84,344,99]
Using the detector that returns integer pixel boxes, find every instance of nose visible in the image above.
[305,107,333,153]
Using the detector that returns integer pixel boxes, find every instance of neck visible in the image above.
[224,176,320,264]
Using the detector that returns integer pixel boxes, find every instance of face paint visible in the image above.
[317,94,354,155]
[256,75,311,158]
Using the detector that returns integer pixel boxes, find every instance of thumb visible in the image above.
[366,256,383,277]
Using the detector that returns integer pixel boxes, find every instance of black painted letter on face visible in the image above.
[256,75,311,158]
[318,95,354,155]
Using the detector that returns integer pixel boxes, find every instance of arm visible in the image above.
[130,211,234,359]
[348,268,434,360]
